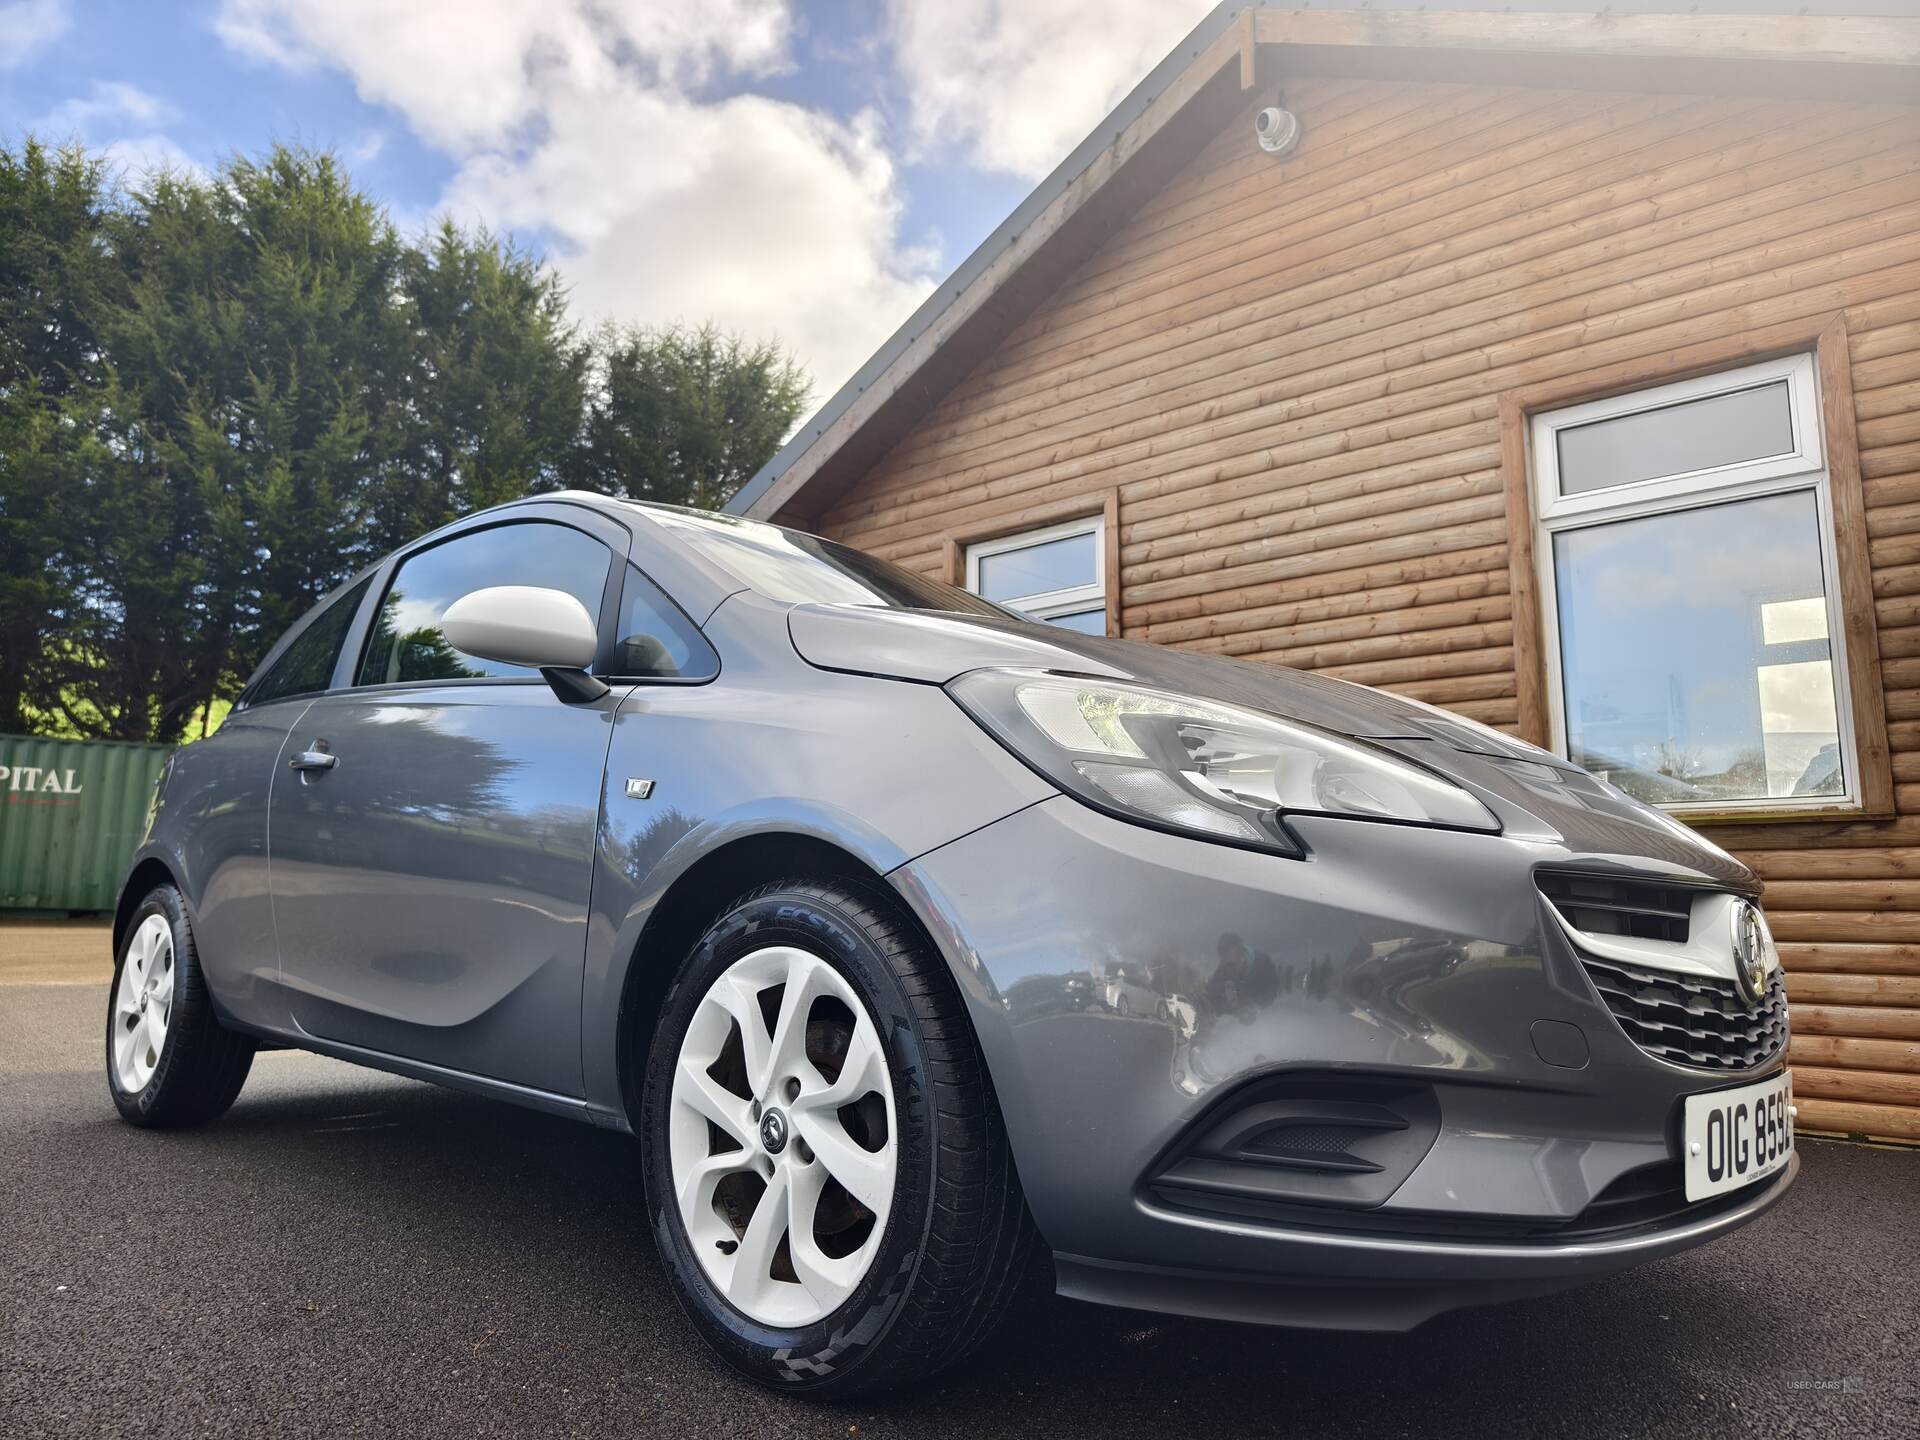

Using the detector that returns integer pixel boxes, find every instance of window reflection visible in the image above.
[643,506,1016,618]
[965,519,1108,632]
[976,533,1098,603]
[249,575,372,705]
[612,563,718,680]
[1046,608,1107,635]
[359,523,611,685]
[1553,490,1844,806]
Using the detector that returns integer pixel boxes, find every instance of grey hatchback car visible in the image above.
[110,491,1796,1395]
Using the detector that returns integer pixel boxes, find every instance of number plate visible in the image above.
[1683,1072,1793,1202]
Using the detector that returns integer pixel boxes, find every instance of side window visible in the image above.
[965,516,1107,634]
[611,564,718,680]
[247,575,373,707]
[358,522,612,685]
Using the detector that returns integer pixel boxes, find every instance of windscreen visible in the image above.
[641,506,1019,619]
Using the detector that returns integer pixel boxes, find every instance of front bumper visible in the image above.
[893,793,1793,1329]
[1055,1155,1795,1330]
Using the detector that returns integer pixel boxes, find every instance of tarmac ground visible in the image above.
[1,946,1913,1439]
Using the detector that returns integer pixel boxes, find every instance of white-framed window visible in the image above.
[1532,352,1856,814]
[965,516,1107,635]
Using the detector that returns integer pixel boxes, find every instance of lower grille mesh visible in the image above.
[1241,1122,1381,1159]
[1580,955,1788,1070]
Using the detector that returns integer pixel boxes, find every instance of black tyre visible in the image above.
[640,878,1033,1397]
[106,884,256,1128]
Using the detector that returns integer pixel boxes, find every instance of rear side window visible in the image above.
[358,522,612,685]
[612,564,718,680]
[247,576,373,707]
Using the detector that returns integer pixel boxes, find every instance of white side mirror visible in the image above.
[441,586,599,671]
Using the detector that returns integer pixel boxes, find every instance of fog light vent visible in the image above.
[1146,1074,1440,1216]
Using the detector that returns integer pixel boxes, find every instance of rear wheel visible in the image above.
[640,878,1033,1397]
[106,885,255,1128]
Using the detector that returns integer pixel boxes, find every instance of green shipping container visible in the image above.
[0,734,172,913]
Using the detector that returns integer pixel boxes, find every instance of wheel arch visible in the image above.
[612,832,938,1128]
[113,855,182,958]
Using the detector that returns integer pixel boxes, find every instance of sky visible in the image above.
[0,0,1217,410]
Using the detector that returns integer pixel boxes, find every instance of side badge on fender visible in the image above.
[624,778,656,800]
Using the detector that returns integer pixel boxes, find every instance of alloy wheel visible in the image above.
[669,945,898,1328]
[113,914,175,1093]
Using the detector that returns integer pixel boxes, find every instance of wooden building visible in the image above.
[728,4,1920,1141]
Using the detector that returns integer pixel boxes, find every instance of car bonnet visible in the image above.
[786,602,1756,890]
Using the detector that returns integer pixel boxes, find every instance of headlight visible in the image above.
[948,669,1499,856]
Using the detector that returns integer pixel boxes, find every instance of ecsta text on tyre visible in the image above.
[111,493,1796,1396]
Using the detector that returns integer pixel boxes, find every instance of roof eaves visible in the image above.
[726,1,1253,518]
[730,1,1920,522]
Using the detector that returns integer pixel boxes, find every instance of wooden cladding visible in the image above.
[794,78,1920,1140]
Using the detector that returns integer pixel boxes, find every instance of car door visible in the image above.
[160,571,377,1032]
[267,507,630,1097]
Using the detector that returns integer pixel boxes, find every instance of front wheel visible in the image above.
[640,879,1033,1397]
[107,884,255,1128]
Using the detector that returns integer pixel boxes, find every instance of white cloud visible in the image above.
[443,94,934,399]
[41,81,178,135]
[97,134,207,182]
[36,82,205,180]
[887,0,1214,180]
[347,130,387,167]
[216,0,793,119]
[0,0,69,70]
[215,0,934,399]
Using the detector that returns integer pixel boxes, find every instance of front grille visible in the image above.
[1580,954,1788,1070]
[1538,871,1696,943]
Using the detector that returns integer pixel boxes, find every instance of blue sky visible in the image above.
[1,0,1214,402]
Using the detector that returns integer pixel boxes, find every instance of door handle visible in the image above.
[289,745,337,772]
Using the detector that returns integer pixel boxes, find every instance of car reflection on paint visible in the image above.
[1157,993,1198,1040]
[1103,961,1157,1018]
